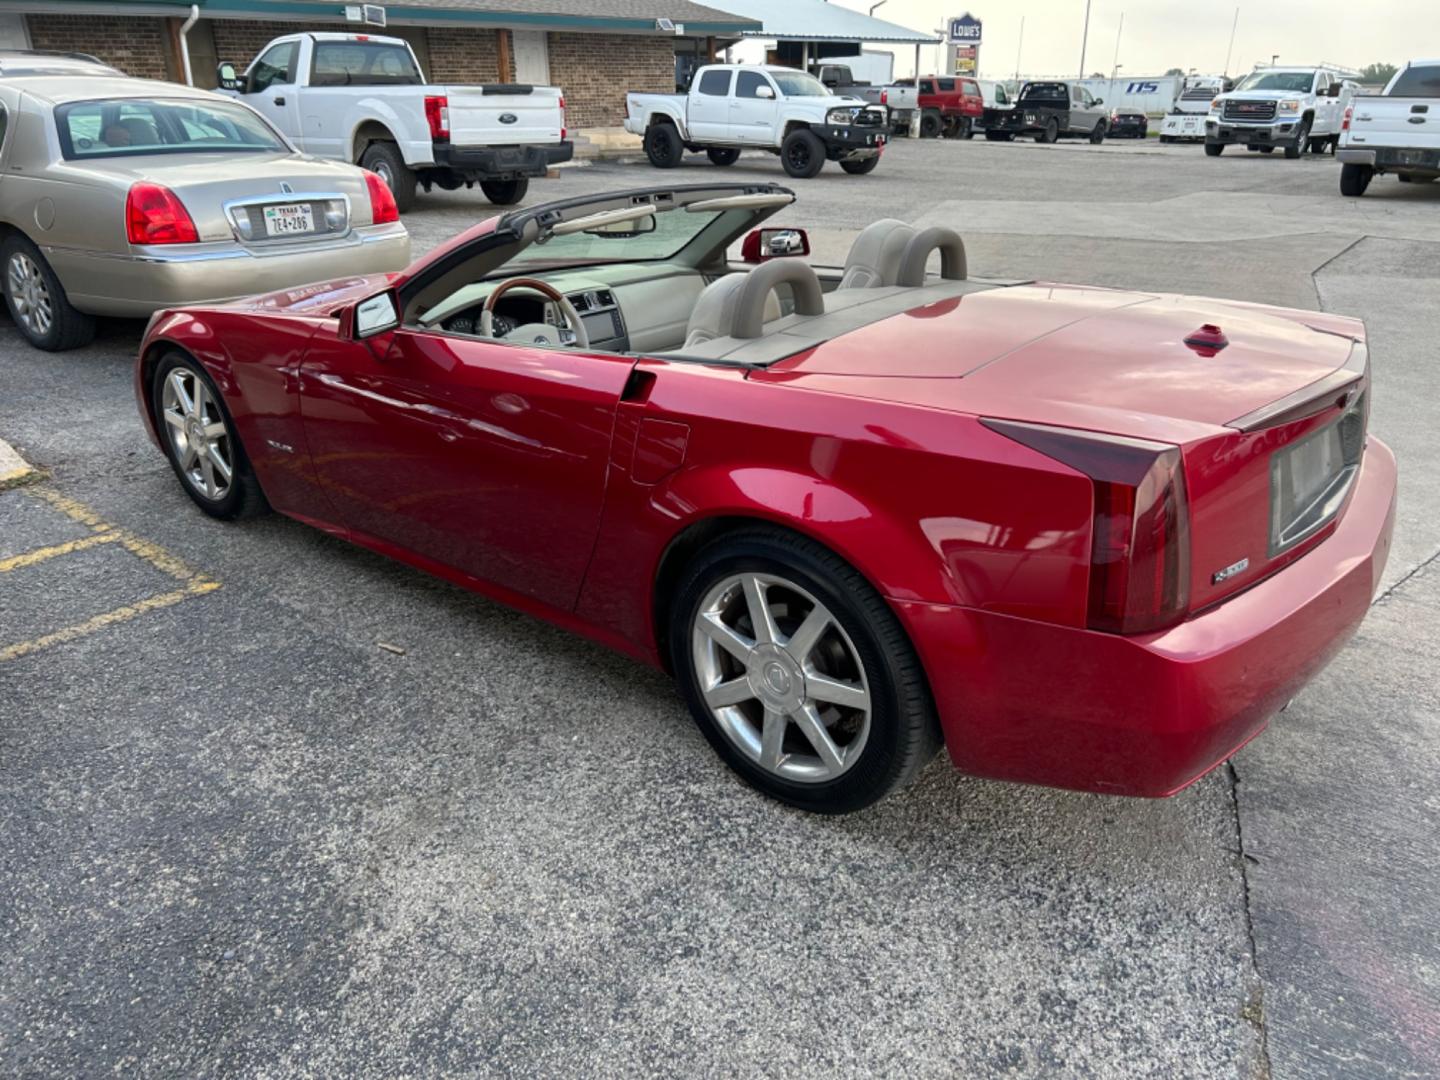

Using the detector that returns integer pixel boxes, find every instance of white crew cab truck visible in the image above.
[217,33,571,211]
[1205,64,1359,158]
[1338,60,1440,195]
[624,64,888,179]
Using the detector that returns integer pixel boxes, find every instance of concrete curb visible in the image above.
[0,437,38,491]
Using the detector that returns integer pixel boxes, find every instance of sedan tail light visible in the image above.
[126,182,199,245]
[983,420,1191,634]
[424,94,449,141]
[363,169,400,225]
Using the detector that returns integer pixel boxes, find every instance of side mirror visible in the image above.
[741,227,810,263]
[755,85,775,100]
[1093,97,1104,106]
[348,290,400,340]
[216,62,245,91]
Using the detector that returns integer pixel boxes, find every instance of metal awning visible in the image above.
[707,0,936,44]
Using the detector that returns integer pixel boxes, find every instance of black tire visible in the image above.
[780,128,826,179]
[707,147,741,167]
[1038,118,1060,144]
[839,155,880,175]
[359,142,416,213]
[1284,119,1310,159]
[1340,163,1373,197]
[1308,138,1328,155]
[150,352,268,521]
[919,111,942,138]
[1397,174,1413,183]
[1259,146,1275,154]
[1204,142,1224,157]
[984,130,1014,142]
[670,527,941,813]
[644,123,683,169]
[1089,121,1107,144]
[479,177,529,205]
[1,234,95,352]
[961,118,976,139]
[1247,145,1261,151]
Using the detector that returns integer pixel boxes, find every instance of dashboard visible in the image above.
[439,289,628,349]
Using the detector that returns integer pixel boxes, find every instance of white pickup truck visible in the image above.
[1204,65,1359,158]
[623,64,888,179]
[216,32,571,211]
[1338,60,1440,195]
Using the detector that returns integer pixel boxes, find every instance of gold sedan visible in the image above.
[0,55,410,350]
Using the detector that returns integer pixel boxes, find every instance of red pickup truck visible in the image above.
[900,75,985,138]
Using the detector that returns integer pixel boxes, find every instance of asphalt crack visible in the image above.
[1227,760,1273,1080]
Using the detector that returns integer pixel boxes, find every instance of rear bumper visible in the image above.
[813,124,887,159]
[429,140,573,178]
[1339,146,1440,170]
[895,438,1397,797]
[50,226,410,318]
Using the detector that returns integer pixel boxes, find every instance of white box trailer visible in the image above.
[1075,75,1182,114]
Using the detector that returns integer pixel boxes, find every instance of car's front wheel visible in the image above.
[480,177,529,205]
[1285,118,1311,159]
[1205,142,1224,157]
[1089,121,1107,144]
[671,527,941,813]
[151,353,267,520]
[839,155,880,175]
[780,129,826,178]
[1,235,95,352]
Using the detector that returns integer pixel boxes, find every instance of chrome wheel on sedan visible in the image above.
[8,252,53,338]
[161,367,233,502]
[692,572,872,783]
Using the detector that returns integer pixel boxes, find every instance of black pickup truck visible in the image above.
[985,81,1109,143]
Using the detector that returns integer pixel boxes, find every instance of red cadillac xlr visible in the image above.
[135,184,1396,812]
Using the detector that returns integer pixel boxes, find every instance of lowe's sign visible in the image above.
[948,14,982,46]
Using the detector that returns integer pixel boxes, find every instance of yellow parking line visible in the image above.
[1,486,223,663]
[0,579,221,663]
[0,532,122,573]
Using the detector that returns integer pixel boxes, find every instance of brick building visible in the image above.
[0,0,759,130]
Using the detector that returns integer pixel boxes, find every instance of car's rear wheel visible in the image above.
[839,155,879,175]
[151,353,267,521]
[780,129,826,178]
[1340,163,1373,197]
[1,235,95,352]
[1038,118,1060,143]
[919,111,942,138]
[644,124,683,169]
[360,142,416,213]
[707,147,741,166]
[480,177,529,205]
[671,527,941,813]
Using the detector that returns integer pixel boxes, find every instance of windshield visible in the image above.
[772,71,830,98]
[55,98,287,159]
[1390,65,1440,97]
[509,207,723,268]
[1234,71,1316,93]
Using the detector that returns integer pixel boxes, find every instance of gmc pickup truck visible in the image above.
[217,32,572,211]
[624,64,888,178]
[1338,59,1440,195]
[1204,65,1358,158]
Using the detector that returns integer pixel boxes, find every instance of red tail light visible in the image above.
[982,420,1191,634]
[363,169,400,225]
[1342,105,1353,131]
[880,89,889,105]
[559,94,566,141]
[424,94,449,140]
[126,182,198,245]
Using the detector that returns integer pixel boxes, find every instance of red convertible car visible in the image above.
[135,183,1396,812]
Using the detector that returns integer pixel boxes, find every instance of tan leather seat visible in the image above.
[838,218,915,289]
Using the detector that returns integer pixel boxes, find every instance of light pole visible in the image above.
[1015,15,1025,82]
[869,0,888,15]
[1110,12,1124,103]
[1222,7,1240,79]
[1079,0,1093,79]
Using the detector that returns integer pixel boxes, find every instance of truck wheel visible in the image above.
[707,148,741,167]
[781,129,826,179]
[961,118,976,139]
[984,130,1013,142]
[839,156,879,175]
[1037,118,1060,143]
[1204,142,1224,157]
[919,111,942,138]
[1,234,95,352]
[359,142,416,213]
[644,124,683,169]
[1340,164,1373,196]
[480,177,529,205]
[1089,121,1107,144]
[1284,119,1310,159]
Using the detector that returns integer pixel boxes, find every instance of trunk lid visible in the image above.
[442,85,565,147]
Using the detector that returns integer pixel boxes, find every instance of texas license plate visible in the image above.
[263,203,313,236]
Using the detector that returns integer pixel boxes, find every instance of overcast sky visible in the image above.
[826,0,1433,79]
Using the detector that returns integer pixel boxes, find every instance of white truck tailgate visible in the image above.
[1350,100,1440,148]
[445,86,564,146]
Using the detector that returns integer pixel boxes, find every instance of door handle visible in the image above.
[273,96,286,106]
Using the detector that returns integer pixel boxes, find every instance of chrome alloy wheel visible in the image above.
[691,572,872,783]
[8,252,53,338]
[161,369,233,501]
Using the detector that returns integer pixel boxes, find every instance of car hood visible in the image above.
[761,283,1362,442]
[1222,89,1309,102]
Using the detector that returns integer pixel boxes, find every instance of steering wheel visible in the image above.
[480,277,589,349]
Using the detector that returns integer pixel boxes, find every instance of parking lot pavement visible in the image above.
[2,136,1437,1078]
